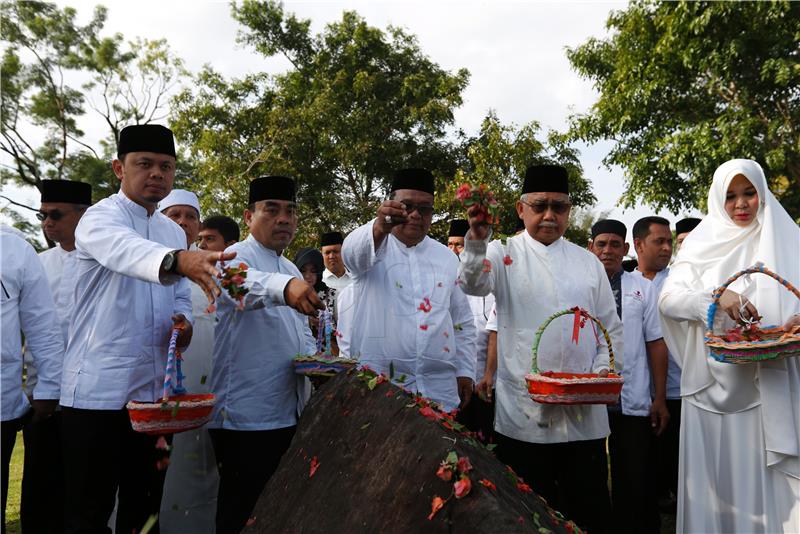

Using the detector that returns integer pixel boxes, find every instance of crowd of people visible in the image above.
[2,123,799,534]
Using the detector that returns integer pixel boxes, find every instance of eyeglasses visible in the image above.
[520,199,572,215]
[36,209,73,222]
[400,201,434,217]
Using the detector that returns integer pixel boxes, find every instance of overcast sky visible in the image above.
[4,0,702,243]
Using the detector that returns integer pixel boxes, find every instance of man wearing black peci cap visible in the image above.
[208,175,323,534]
[19,179,91,533]
[319,231,353,356]
[341,168,477,411]
[446,219,470,256]
[59,124,238,534]
[459,164,622,534]
[590,219,669,533]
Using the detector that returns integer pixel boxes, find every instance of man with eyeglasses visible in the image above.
[208,175,323,534]
[18,179,91,533]
[458,164,622,534]
[341,168,476,413]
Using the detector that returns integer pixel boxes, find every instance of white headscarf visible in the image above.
[661,158,800,477]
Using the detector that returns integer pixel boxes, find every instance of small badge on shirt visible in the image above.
[629,289,644,302]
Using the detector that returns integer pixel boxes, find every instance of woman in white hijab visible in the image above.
[659,159,800,533]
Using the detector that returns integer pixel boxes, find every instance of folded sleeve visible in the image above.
[342,219,389,279]
[457,234,501,297]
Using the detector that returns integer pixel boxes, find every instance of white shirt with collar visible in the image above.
[619,271,663,416]
[209,235,316,431]
[632,267,681,399]
[341,220,477,412]
[458,231,624,444]
[23,244,80,393]
[59,191,193,409]
[1,227,64,420]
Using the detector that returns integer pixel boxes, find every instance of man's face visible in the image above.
[38,202,85,245]
[162,204,200,248]
[516,192,571,245]
[244,199,297,253]
[112,152,176,210]
[391,189,434,247]
[198,228,229,252]
[447,236,465,256]
[321,244,344,275]
[634,223,672,272]
[589,232,629,276]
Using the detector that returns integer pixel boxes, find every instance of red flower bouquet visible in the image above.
[455,183,500,224]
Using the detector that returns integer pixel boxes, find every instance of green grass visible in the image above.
[5,431,23,534]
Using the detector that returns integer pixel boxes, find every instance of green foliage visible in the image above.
[171,0,471,252]
[432,112,595,242]
[1,1,187,228]
[567,0,800,219]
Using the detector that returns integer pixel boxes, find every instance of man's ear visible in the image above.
[624,242,630,256]
[587,238,593,251]
[112,159,124,181]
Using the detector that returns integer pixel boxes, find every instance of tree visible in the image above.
[433,112,595,241]
[1,1,187,233]
[171,0,470,250]
[567,1,800,219]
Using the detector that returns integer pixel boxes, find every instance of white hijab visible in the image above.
[661,158,800,477]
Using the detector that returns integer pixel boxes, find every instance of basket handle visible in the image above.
[162,327,186,401]
[706,262,800,334]
[531,307,615,374]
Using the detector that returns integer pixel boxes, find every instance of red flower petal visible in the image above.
[436,464,453,481]
[482,259,492,273]
[503,255,513,265]
[456,456,473,473]
[454,475,472,499]
[478,478,496,492]
[309,456,320,478]
[419,324,429,331]
[428,496,446,520]
[517,481,533,493]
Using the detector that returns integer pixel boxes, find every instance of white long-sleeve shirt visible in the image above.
[59,191,193,409]
[341,220,476,412]
[458,232,623,443]
[209,235,316,431]
[23,245,80,393]
[1,227,64,420]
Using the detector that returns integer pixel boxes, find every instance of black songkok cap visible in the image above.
[117,124,176,158]
[320,231,344,247]
[448,219,469,238]
[249,176,296,205]
[390,168,435,196]
[676,217,701,235]
[40,179,92,205]
[591,219,627,240]
[522,164,569,195]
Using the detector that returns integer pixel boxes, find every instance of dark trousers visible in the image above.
[2,415,26,534]
[656,399,681,502]
[495,432,611,534]
[456,391,495,443]
[21,411,63,534]
[209,426,295,534]
[60,407,171,534]
[608,411,660,533]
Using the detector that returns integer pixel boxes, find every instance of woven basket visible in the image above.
[705,262,800,364]
[525,308,623,405]
[127,394,216,435]
[293,355,358,377]
[127,327,216,435]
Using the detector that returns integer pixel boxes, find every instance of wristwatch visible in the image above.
[161,249,182,274]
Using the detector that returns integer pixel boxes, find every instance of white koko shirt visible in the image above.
[1,227,63,420]
[458,232,623,444]
[59,192,193,409]
[342,220,476,412]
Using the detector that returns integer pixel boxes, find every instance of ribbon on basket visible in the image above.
[570,307,599,345]
[162,327,186,401]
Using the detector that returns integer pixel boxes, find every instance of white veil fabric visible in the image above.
[660,158,800,478]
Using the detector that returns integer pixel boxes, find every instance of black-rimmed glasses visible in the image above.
[400,201,434,217]
[520,199,572,215]
[36,209,75,221]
